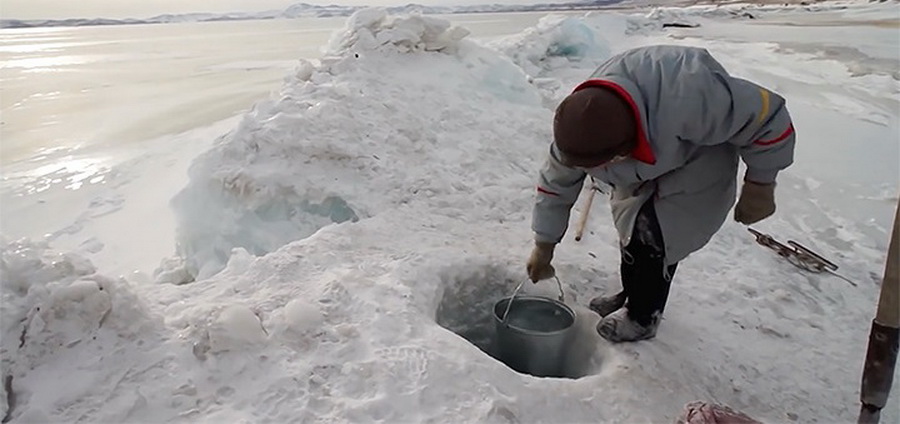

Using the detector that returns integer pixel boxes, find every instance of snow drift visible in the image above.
[166,9,565,281]
[0,238,162,423]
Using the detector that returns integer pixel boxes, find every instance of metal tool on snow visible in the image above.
[748,227,856,286]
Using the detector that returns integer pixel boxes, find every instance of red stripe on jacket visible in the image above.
[537,186,559,196]
[754,124,794,146]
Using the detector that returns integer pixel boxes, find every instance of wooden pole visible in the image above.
[859,199,900,423]
[574,183,597,242]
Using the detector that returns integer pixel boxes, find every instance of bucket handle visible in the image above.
[501,276,566,324]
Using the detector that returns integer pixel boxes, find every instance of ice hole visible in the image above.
[434,265,597,379]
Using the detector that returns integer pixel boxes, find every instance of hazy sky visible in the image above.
[1,0,543,19]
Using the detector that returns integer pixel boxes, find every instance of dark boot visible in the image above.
[597,199,678,342]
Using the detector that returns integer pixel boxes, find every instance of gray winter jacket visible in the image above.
[532,45,796,264]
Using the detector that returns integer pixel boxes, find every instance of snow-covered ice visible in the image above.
[2,2,899,422]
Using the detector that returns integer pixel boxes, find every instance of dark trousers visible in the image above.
[621,199,678,326]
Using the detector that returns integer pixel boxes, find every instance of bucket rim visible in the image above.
[493,295,576,336]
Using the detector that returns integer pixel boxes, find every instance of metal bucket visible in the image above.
[493,278,575,378]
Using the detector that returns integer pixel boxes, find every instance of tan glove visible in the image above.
[734,180,776,224]
[526,242,556,282]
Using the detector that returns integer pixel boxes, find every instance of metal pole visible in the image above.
[859,199,900,423]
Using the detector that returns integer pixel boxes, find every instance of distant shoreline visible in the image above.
[0,0,847,30]
[2,2,627,30]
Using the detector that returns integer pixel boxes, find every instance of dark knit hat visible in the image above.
[553,86,636,165]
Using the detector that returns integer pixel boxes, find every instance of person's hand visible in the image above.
[526,242,556,282]
[734,180,776,224]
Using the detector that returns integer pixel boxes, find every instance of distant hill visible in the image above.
[1,0,628,29]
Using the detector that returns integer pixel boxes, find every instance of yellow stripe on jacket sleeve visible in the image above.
[757,88,770,124]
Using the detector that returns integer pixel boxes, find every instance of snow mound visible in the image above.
[0,238,160,422]
[488,13,651,106]
[645,4,758,21]
[638,1,883,22]
[492,14,614,79]
[645,7,703,27]
[169,8,548,281]
[326,8,471,55]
